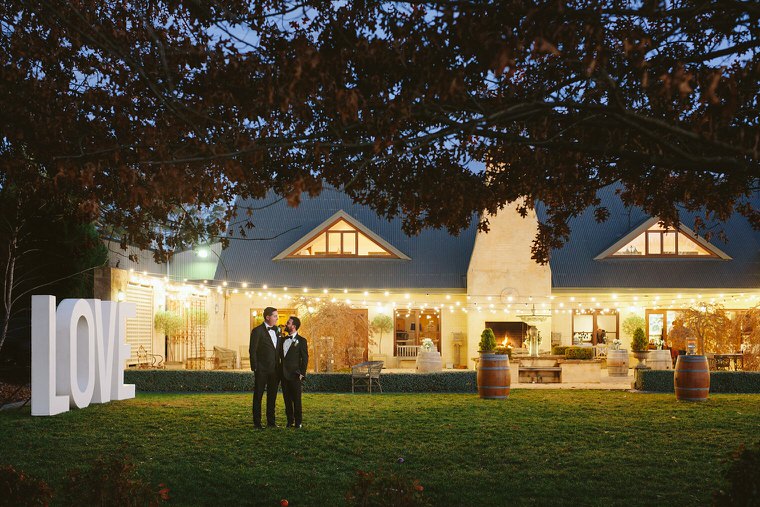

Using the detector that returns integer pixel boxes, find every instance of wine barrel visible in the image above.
[648,350,673,370]
[607,349,629,376]
[674,355,710,401]
[477,353,511,399]
[416,350,443,372]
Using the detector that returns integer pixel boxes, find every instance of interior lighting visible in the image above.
[263,284,268,289]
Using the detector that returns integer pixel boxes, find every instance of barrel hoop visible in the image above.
[479,385,511,389]
[675,369,709,373]
[676,396,708,401]
[480,396,509,399]
[675,386,709,391]
[479,366,511,371]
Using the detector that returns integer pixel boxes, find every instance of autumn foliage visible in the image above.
[0,1,757,263]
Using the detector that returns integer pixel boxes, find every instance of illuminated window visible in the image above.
[290,219,395,258]
[611,223,716,257]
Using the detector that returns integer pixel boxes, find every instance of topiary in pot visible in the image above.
[631,328,648,352]
[631,327,650,369]
[479,328,496,352]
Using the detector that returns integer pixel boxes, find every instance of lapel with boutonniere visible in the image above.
[283,334,308,381]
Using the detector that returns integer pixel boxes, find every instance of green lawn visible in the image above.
[2,391,759,506]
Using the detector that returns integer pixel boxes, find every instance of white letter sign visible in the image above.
[31,296,136,416]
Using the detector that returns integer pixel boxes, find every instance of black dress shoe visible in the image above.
[295,423,303,429]
[253,424,264,430]
[267,423,278,428]
[286,423,294,428]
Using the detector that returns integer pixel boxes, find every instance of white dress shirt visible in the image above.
[267,326,278,348]
[284,333,297,356]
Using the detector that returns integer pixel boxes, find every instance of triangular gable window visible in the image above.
[274,211,409,260]
[596,218,730,260]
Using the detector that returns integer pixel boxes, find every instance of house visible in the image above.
[96,184,760,370]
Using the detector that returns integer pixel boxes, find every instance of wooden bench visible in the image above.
[351,361,383,393]
[518,366,562,383]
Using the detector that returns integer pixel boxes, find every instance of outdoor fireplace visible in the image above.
[485,321,529,347]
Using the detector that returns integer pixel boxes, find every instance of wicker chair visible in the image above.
[351,361,384,393]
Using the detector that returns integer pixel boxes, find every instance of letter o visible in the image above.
[56,299,96,408]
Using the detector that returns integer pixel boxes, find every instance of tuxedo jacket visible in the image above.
[249,323,283,374]
[281,334,309,381]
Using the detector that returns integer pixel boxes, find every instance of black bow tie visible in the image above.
[267,326,277,332]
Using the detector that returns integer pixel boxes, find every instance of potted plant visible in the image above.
[476,328,510,399]
[631,327,650,369]
[154,310,185,369]
[370,314,393,363]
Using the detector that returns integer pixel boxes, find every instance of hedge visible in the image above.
[564,347,594,360]
[124,370,478,393]
[634,369,760,393]
[551,346,569,356]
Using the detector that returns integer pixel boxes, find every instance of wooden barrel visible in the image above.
[477,353,510,399]
[648,350,673,370]
[416,350,443,372]
[674,355,710,402]
[606,349,629,376]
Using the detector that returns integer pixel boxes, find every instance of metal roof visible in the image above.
[214,183,760,291]
[215,187,478,289]
[544,185,760,289]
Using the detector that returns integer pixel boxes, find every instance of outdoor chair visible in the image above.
[212,346,236,369]
[351,361,383,393]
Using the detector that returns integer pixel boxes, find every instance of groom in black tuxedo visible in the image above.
[249,307,283,428]
[281,316,309,428]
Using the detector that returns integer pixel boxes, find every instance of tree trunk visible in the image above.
[0,228,18,355]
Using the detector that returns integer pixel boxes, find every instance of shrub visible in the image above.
[634,370,760,393]
[0,465,52,507]
[494,346,512,358]
[564,347,594,360]
[713,443,760,506]
[124,370,478,393]
[631,328,648,352]
[58,454,169,506]
[552,345,569,356]
[345,469,430,507]
[479,328,496,352]
[622,315,646,339]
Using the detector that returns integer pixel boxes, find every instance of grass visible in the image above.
[2,391,760,506]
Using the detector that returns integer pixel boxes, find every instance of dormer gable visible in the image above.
[595,217,731,260]
[273,210,410,260]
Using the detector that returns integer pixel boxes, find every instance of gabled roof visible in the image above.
[593,217,731,260]
[215,187,477,289]
[273,210,411,260]
[545,184,760,289]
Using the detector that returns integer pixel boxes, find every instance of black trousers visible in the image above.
[281,377,303,426]
[253,371,280,426]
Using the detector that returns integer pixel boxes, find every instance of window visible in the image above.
[290,219,395,257]
[612,224,716,257]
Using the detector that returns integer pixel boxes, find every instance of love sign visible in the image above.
[31,295,136,416]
